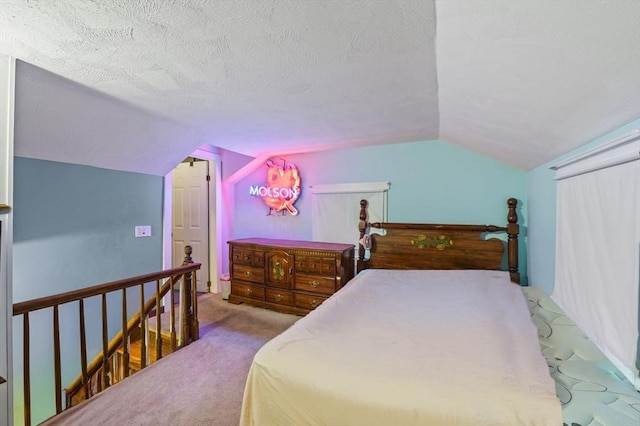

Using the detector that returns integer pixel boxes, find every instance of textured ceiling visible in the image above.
[1,0,639,174]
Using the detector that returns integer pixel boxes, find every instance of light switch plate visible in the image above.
[134,225,151,238]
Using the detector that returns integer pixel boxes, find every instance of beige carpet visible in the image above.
[41,294,300,426]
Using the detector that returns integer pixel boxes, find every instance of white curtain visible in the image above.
[552,131,639,389]
[310,182,389,248]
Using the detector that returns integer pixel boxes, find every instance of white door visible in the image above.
[172,160,210,292]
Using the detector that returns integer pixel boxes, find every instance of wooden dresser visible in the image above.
[227,238,355,315]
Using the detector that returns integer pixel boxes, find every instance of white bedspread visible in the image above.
[240,269,562,426]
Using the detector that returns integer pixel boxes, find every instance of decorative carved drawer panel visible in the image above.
[266,250,294,289]
[228,238,355,315]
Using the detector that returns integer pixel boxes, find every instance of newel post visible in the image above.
[182,245,199,343]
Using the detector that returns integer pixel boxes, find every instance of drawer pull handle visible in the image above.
[310,299,320,308]
[244,288,253,295]
[309,280,320,288]
[245,256,251,261]
[244,271,251,277]
[274,294,283,302]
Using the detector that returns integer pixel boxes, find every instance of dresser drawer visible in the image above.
[295,256,336,276]
[295,293,328,310]
[232,264,264,284]
[231,282,265,301]
[232,247,265,267]
[252,251,265,267]
[266,289,294,306]
[319,261,336,276]
[295,274,336,295]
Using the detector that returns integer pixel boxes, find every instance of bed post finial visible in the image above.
[357,199,368,272]
[507,198,520,284]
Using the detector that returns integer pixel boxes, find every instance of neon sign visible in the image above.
[249,160,301,215]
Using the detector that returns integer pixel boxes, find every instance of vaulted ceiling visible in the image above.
[1,0,639,172]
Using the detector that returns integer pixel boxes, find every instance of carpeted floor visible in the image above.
[41,293,301,426]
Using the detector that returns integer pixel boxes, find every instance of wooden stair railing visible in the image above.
[64,276,187,407]
[12,246,201,426]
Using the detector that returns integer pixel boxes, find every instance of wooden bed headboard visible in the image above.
[357,198,520,284]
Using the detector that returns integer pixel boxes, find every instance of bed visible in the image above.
[240,198,563,426]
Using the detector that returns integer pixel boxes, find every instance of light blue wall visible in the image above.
[232,139,527,280]
[12,157,164,424]
[526,118,640,294]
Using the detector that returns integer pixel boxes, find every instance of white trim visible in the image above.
[192,149,223,294]
[551,129,640,180]
[162,172,173,270]
[0,56,15,207]
[309,181,390,194]
[0,53,15,426]
[163,148,223,293]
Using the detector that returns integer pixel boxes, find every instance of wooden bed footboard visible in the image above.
[357,198,520,283]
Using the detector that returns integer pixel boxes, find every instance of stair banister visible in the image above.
[12,246,201,426]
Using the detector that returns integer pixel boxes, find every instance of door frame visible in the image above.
[163,147,223,293]
[0,53,15,426]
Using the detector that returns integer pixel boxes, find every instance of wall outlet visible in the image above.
[134,225,151,238]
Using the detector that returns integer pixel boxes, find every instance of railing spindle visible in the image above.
[143,317,149,366]
[169,277,176,351]
[111,353,118,385]
[179,274,187,346]
[155,279,162,360]
[79,299,89,400]
[183,246,193,344]
[53,306,62,414]
[101,294,110,390]
[121,288,129,378]
[191,270,199,340]
[139,284,146,369]
[23,312,31,426]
